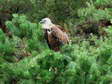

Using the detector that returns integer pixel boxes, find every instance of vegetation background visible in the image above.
[0,0,112,84]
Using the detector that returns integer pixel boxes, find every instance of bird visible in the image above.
[40,18,70,51]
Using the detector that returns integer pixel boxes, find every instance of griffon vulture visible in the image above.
[40,18,70,51]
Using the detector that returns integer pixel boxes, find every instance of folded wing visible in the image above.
[51,26,69,44]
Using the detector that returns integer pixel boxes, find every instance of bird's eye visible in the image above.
[47,29,51,32]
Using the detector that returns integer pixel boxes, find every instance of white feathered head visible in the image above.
[39,18,54,29]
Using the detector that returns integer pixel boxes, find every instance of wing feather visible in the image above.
[51,26,69,44]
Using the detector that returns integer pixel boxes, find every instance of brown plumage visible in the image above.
[40,18,69,51]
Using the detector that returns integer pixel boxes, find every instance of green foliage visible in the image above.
[77,1,112,22]
[95,0,112,6]
[0,0,112,84]
[0,0,90,24]
[0,29,15,58]
[0,29,5,42]
[6,14,33,38]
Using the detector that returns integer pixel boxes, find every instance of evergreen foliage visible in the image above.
[0,0,112,84]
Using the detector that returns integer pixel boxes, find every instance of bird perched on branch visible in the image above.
[40,18,70,51]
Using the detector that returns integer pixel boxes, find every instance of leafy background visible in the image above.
[0,0,112,84]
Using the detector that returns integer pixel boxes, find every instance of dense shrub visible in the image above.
[0,14,112,83]
[0,0,112,84]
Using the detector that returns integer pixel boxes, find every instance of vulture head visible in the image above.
[40,18,55,34]
[40,18,70,51]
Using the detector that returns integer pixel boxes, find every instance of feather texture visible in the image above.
[44,25,69,51]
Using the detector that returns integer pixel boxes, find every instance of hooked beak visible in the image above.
[39,20,45,24]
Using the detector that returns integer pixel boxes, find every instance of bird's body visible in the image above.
[40,18,69,51]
